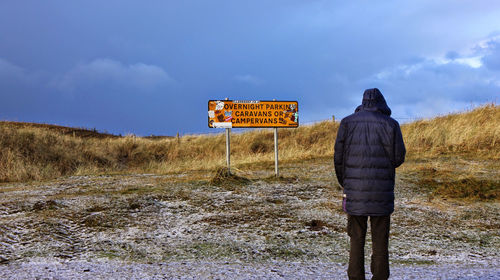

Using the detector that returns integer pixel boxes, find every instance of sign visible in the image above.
[208,100,299,128]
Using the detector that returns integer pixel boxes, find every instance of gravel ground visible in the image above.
[1,159,499,279]
[0,260,499,279]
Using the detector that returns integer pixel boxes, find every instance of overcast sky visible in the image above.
[1,1,499,135]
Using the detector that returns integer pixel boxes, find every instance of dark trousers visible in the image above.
[347,215,390,280]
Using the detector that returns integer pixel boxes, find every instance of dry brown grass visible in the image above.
[0,116,338,182]
[1,104,498,200]
[398,104,499,200]
[402,103,500,159]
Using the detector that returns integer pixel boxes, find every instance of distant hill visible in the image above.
[0,121,119,139]
[0,121,176,139]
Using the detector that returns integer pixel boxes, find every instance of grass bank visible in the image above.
[1,104,498,200]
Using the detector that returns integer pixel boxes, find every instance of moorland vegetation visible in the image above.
[0,104,498,200]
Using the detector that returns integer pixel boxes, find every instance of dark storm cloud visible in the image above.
[1,1,500,134]
[52,59,174,94]
[0,57,177,135]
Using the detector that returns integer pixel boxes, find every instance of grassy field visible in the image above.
[1,104,498,201]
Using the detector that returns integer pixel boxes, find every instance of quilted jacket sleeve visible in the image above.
[334,120,347,187]
[393,122,406,168]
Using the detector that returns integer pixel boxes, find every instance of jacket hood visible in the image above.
[355,88,391,116]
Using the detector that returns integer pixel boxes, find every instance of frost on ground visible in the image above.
[0,158,499,279]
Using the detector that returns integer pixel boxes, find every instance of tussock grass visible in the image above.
[398,104,499,200]
[402,103,500,159]
[432,177,498,200]
[1,104,498,200]
[404,165,499,201]
[0,116,338,182]
[209,167,251,188]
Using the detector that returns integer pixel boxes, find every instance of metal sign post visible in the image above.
[274,127,279,177]
[272,99,279,177]
[226,127,231,173]
[224,98,231,173]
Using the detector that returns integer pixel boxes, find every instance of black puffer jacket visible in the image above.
[334,88,405,216]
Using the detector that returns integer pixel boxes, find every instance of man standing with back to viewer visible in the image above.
[334,88,406,280]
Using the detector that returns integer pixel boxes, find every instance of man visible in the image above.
[334,88,406,280]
